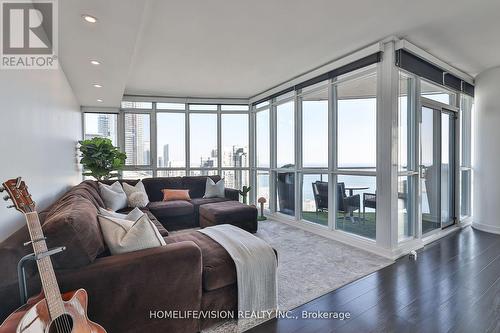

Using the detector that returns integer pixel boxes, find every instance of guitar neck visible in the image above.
[25,212,65,319]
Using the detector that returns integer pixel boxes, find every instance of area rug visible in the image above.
[203,220,393,332]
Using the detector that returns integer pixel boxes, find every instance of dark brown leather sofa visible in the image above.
[0,176,242,333]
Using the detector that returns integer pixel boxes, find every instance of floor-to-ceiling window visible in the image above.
[83,101,250,196]
[300,84,329,226]
[275,94,296,217]
[398,71,416,241]
[335,70,377,239]
[250,65,379,240]
[254,102,271,208]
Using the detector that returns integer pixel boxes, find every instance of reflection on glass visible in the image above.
[277,172,295,216]
[441,113,450,223]
[276,101,295,168]
[461,170,471,217]
[157,113,185,168]
[125,113,151,166]
[84,113,118,146]
[121,101,152,109]
[337,74,377,170]
[190,169,217,176]
[421,107,440,234]
[302,89,328,168]
[256,171,270,209]
[398,176,414,240]
[399,73,413,171]
[122,170,153,179]
[421,80,456,106]
[256,109,270,167]
[157,170,186,177]
[221,114,249,168]
[222,170,249,192]
[190,114,217,168]
[302,174,329,226]
[335,175,376,239]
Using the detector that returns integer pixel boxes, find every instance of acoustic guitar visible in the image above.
[0,178,106,333]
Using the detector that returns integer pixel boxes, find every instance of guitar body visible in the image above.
[0,178,107,333]
[0,289,106,333]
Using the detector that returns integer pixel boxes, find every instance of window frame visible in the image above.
[98,101,251,194]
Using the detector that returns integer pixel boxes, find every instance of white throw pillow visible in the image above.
[99,182,127,211]
[203,178,225,198]
[122,181,149,204]
[98,207,144,221]
[98,213,166,255]
[128,192,149,208]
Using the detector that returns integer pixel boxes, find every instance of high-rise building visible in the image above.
[163,144,169,167]
[84,114,116,144]
[124,114,145,165]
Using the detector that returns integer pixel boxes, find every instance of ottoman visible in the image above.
[199,201,258,233]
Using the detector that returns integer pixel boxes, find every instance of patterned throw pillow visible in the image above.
[123,181,149,207]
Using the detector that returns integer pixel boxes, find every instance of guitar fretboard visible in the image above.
[25,212,65,319]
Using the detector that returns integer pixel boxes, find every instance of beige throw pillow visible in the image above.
[99,181,127,211]
[98,212,166,255]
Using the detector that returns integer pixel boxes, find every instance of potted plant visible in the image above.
[239,185,252,204]
[79,137,127,181]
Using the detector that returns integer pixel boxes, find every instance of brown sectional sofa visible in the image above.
[0,176,248,333]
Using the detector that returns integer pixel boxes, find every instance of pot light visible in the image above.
[93,84,103,88]
[90,60,100,65]
[97,99,103,103]
[82,15,97,23]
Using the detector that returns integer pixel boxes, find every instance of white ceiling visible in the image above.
[59,0,500,107]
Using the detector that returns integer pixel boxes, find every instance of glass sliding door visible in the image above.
[420,105,456,234]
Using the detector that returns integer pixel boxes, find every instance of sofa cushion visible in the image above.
[199,201,257,223]
[166,231,236,291]
[42,196,105,269]
[190,198,229,212]
[142,177,183,202]
[147,200,194,218]
[116,207,169,236]
[182,176,221,199]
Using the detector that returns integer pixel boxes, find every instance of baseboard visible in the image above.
[266,214,398,260]
[472,222,500,235]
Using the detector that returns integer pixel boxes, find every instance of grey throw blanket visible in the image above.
[199,225,278,330]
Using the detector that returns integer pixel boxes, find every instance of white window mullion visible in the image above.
[328,80,337,231]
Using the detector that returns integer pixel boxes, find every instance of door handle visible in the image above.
[419,165,427,179]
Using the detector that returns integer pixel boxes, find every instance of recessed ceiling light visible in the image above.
[82,15,97,23]
[93,84,102,88]
[97,99,103,103]
[90,60,100,65]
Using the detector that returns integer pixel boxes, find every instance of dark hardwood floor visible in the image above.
[248,226,500,333]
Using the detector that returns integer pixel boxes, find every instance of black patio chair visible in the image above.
[337,182,361,223]
[312,181,328,215]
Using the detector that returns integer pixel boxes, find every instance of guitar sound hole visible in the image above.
[48,314,74,333]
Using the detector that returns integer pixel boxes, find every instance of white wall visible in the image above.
[0,68,82,242]
[473,66,500,234]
